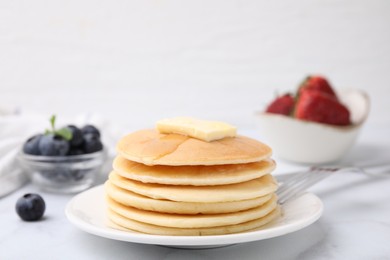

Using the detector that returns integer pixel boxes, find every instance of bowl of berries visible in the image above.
[18,115,107,193]
[257,76,370,164]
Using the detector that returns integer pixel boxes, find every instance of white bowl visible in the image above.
[257,89,370,164]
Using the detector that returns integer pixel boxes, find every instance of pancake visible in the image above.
[105,181,273,214]
[113,156,276,186]
[107,194,278,228]
[116,129,272,166]
[107,206,281,236]
[109,171,278,203]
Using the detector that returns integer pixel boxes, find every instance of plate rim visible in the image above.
[65,185,323,247]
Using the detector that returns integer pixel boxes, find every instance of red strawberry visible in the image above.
[299,76,337,99]
[295,89,351,126]
[266,94,295,115]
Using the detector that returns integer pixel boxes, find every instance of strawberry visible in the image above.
[295,89,351,126]
[299,76,337,99]
[266,94,295,116]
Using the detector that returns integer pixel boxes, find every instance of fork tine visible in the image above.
[277,172,321,200]
[278,174,328,204]
[277,169,334,204]
[276,171,313,194]
[275,162,390,204]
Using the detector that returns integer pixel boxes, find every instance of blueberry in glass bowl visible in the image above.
[18,115,107,193]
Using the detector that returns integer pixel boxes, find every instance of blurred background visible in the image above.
[0,0,389,130]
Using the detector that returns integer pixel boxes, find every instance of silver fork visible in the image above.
[275,165,379,204]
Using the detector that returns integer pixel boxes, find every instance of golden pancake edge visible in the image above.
[107,195,278,228]
[113,156,276,186]
[105,181,273,214]
[109,171,278,203]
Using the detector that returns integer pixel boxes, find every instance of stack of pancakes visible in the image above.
[105,129,280,236]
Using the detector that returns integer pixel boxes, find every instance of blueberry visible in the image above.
[15,193,45,221]
[53,168,72,182]
[67,125,83,147]
[68,148,84,156]
[38,134,70,156]
[41,168,71,182]
[23,134,43,155]
[41,170,54,180]
[81,125,100,138]
[72,169,88,181]
[83,133,103,153]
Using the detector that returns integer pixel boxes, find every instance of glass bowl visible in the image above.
[18,149,107,193]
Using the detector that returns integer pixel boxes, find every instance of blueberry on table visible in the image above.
[23,134,43,155]
[38,134,70,156]
[15,193,46,221]
[81,125,100,138]
[83,133,103,153]
[66,125,84,147]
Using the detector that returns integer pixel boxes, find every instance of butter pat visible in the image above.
[156,117,237,142]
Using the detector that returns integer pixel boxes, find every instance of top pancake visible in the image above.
[116,129,272,166]
[113,156,276,186]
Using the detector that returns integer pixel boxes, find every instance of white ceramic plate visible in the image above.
[65,185,323,249]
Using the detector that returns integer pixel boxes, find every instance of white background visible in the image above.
[1,0,389,130]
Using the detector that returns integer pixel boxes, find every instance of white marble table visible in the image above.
[1,123,390,260]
